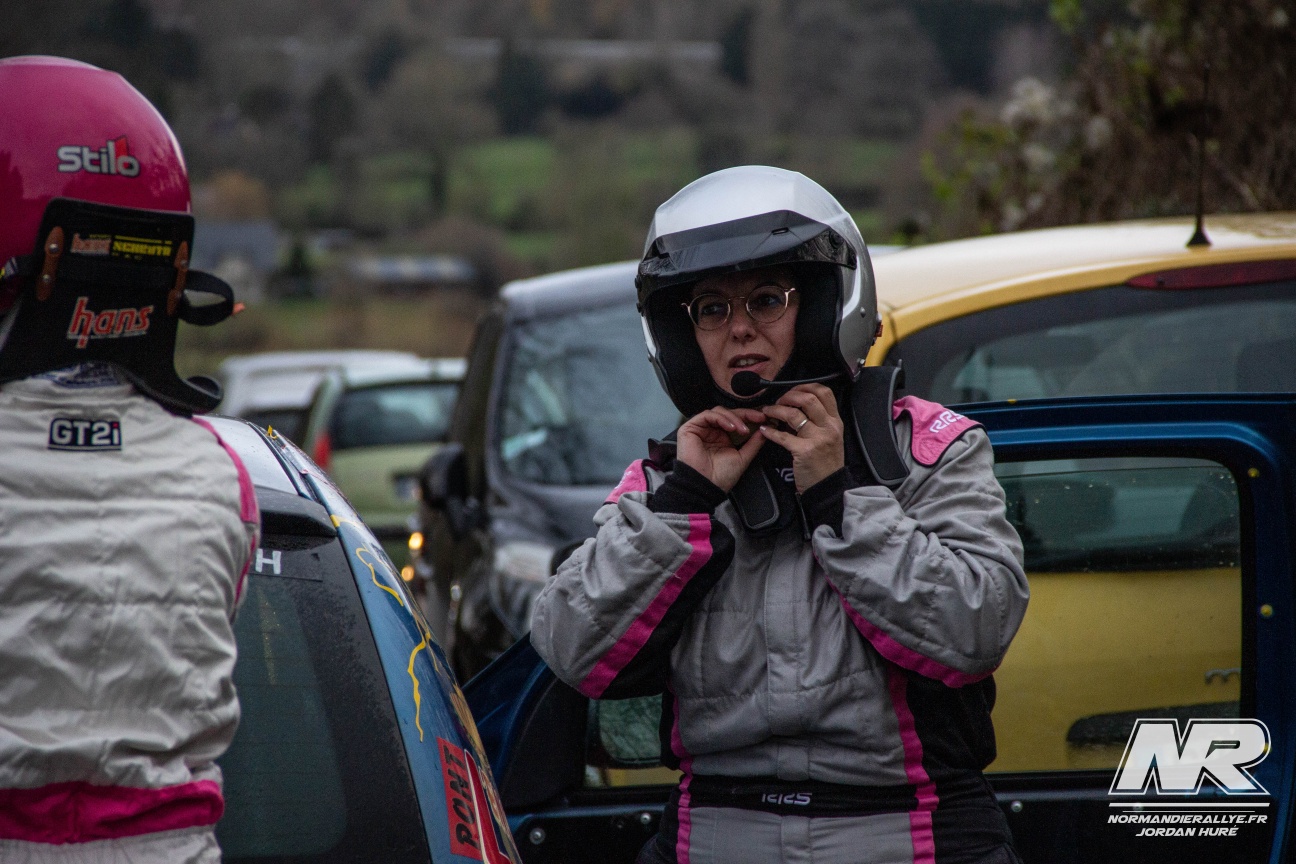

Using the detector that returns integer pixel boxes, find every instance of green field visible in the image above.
[274,131,901,272]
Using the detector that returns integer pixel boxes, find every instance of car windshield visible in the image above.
[498,302,679,486]
[894,281,1296,403]
[329,381,459,450]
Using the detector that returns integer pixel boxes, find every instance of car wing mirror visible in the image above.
[420,442,466,510]
[549,539,586,576]
[420,443,482,539]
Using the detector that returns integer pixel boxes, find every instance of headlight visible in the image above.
[492,541,556,585]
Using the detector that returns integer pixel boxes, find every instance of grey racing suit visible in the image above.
[0,366,259,863]
[532,396,1029,864]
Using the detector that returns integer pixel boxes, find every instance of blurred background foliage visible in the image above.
[1,0,1291,360]
[922,0,1296,238]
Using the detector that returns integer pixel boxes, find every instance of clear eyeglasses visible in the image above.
[683,285,797,331]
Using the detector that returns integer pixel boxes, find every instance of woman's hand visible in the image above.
[676,407,768,493]
[759,384,845,493]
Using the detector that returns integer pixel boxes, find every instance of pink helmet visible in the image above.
[0,56,236,414]
[0,55,190,266]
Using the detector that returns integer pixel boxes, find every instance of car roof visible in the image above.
[333,356,467,389]
[871,213,1296,349]
[499,260,639,320]
[218,350,426,414]
[218,349,423,377]
[203,415,301,494]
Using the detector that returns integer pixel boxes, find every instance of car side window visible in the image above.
[579,454,1243,784]
[890,281,1296,403]
[990,455,1242,773]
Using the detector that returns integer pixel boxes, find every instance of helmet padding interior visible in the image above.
[788,262,843,381]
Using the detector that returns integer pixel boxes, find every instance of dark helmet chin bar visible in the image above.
[0,198,236,415]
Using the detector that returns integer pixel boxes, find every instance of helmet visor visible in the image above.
[638,210,855,297]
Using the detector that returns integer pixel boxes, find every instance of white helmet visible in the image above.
[636,166,878,416]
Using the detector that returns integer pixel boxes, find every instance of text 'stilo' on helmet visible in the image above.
[635,165,879,417]
[0,55,236,414]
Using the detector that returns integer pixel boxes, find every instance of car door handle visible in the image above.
[1205,667,1241,684]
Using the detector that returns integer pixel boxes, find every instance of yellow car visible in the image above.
[869,213,1296,773]
[869,213,1296,398]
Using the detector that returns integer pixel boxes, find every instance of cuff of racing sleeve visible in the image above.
[799,467,856,535]
[648,461,728,514]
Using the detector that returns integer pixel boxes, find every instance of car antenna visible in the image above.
[1187,63,1211,248]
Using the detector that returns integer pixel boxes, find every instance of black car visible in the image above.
[414,262,679,679]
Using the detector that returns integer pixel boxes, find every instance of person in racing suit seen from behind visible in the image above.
[0,56,258,864]
[531,166,1030,864]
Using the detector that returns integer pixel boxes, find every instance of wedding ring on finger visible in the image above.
[794,416,810,434]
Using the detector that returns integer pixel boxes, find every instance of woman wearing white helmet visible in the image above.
[532,166,1029,864]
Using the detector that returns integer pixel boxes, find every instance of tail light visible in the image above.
[312,432,332,471]
[1127,259,1296,290]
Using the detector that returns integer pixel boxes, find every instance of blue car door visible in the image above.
[467,394,1296,864]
